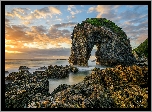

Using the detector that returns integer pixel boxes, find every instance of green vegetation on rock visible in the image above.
[80,18,127,38]
[133,38,148,58]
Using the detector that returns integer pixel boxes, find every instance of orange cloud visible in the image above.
[5,50,22,53]
[5,8,30,19]
[87,5,120,18]
[48,6,61,15]
[5,23,72,51]
[136,34,148,45]
[95,5,110,18]
[22,21,31,25]
[5,25,33,42]
[5,12,14,17]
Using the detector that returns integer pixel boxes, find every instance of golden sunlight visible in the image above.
[5,50,22,53]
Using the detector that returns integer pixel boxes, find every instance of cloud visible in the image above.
[45,18,62,25]
[39,23,75,45]
[5,24,33,42]
[5,21,73,51]
[86,5,148,49]
[67,5,82,17]
[5,50,23,54]
[121,19,148,48]
[5,7,30,19]
[71,10,81,15]
[31,25,47,34]
[5,12,14,17]
[135,34,147,45]
[45,22,77,39]
[52,22,77,28]
[48,6,61,15]
[5,47,71,59]
[31,6,61,19]
[67,15,76,21]
[119,5,147,22]
[88,5,122,24]
[5,5,148,57]
[87,5,118,18]
[67,5,75,11]
[61,29,70,34]
[46,27,71,40]
[87,6,95,13]
[5,18,10,25]
[5,6,62,21]
[22,21,31,25]
[120,10,140,21]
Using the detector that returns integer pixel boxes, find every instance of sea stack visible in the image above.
[69,18,136,66]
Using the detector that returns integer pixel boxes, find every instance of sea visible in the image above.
[5,59,107,93]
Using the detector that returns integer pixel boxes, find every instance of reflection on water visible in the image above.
[49,71,91,93]
[5,59,69,72]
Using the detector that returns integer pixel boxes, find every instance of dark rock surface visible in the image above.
[42,65,148,108]
[19,66,30,70]
[5,64,148,108]
[5,65,78,108]
[5,65,79,81]
[45,65,78,79]
[69,18,136,66]
[133,51,148,66]
[5,70,49,108]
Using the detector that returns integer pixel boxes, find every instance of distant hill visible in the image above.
[132,38,148,58]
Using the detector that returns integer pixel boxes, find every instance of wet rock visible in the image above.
[5,64,148,108]
[36,66,47,70]
[5,68,34,82]
[70,66,79,73]
[19,66,30,72]
[133,51,148,67]
[50,84,70,97]
[48,65,148,108]
[46,65,78,79]
[5,66,50,108]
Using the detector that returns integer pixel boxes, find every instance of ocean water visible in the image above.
[5,59,107,93]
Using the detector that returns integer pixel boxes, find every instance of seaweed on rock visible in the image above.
[47,65,148,108]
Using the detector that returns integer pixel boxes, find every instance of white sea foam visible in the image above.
[77,66,107,71]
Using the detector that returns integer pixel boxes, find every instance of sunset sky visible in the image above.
[5,5,148,59]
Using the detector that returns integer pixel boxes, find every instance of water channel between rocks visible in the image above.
[5,59,108,94]
[48,70,91,93]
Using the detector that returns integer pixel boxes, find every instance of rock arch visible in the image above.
[69,18,136,66]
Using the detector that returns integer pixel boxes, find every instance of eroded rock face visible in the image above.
[69,18,136,66]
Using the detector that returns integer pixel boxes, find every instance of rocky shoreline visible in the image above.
[5,65,78,81]
[46,65,148,108]
[5,64,148,108]
[5,65,78,108]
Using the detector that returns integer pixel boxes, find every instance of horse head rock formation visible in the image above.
[69,18,136,66]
